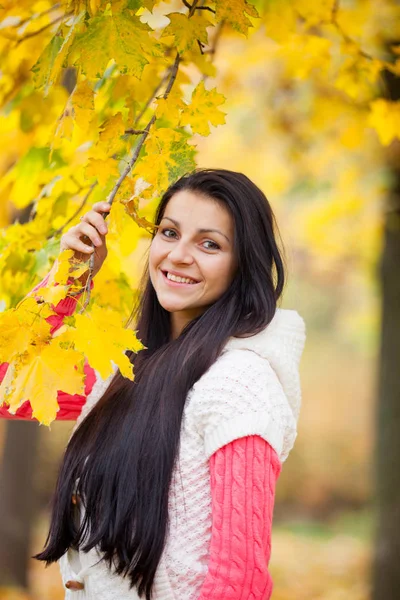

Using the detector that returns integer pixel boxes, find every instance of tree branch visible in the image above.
[79,53,181,311]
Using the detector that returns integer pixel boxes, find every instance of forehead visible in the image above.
[162,190,233,230]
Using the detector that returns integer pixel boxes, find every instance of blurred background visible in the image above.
[1,1,399,599]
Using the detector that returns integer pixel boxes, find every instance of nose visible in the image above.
[167,239,195,264]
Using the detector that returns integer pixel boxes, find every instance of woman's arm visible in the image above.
[198,435,282,600]
[0,270,96,421]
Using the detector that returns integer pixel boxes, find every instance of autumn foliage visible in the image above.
[0,0,399,426]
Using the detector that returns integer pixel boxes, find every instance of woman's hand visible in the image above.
[59,202,111,280]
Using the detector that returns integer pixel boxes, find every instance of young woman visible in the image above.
[0,168,306,599]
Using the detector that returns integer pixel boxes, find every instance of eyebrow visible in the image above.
[161,216,231,243]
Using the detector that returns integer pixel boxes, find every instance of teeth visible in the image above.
[166,272,197,284]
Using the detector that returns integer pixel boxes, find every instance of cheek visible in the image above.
[149,239,164,266]
[205,258,235,287]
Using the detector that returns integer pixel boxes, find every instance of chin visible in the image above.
[156,298,184,312]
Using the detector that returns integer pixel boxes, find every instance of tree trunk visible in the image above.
[372,64,400,600]
[0,422,40,587]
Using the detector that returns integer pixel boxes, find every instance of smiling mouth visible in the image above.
[161,270,200,285]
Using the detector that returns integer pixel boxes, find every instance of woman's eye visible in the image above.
[161,228,220,250]
[203,240,220,250]
[161,228,176,238]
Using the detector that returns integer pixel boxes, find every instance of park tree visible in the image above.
[0,0,399,597]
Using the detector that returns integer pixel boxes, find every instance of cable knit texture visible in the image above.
[197,435,281,600]
[0,272,306,599]
[58,312,306,600]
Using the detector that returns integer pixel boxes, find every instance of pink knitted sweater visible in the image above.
[0,273,281,599]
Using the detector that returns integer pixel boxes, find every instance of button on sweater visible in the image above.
[0,272,306,599]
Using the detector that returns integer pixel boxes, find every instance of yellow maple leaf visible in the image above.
[99,112,125,143]
[59,304,145,381]
[161,13,211,54]
[85,157,120,186]
[214,0,259,36]
[35,284,70,307]
[133,128,196,193]
[155,88,185,128]
[180,81,226,136]
[106,200,142,256]
[13,297,54,337]
[1,345,85,425]
[71,79,95,130]
[0,310,34,364]
[368,99,400,146]
[92,112,126,159]
[53,249,74,285]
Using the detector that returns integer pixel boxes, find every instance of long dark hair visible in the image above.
[35,168,287,599]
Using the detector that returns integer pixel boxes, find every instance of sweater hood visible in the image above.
[224,308,306,423]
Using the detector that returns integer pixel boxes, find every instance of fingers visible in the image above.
[82,202,111,235]
[61,231,94,254]
[60,202,111,257]
[79,222,103,247]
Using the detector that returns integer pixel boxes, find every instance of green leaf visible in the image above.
[31,12,85,95]
[31,35,64,92]
[70,13,163,80]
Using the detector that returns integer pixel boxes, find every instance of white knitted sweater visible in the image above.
[59,307,306,599]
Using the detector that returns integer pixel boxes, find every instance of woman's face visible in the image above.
[149,190,237,340]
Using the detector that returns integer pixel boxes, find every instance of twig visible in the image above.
[132,68,172,128]
[193,6,215,12]
[109,55,181,208]
[202,19,224,57]
[124,129,149,135]
[182,0,214,11]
